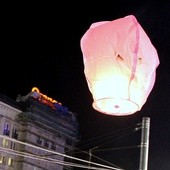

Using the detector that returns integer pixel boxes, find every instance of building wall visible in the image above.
[17,122,65,170]
[0,100,21,170]
[0,93,79,170]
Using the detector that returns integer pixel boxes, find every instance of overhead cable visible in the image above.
[0,134,123,170]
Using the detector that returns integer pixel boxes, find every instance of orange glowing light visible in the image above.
[31,87,62,107]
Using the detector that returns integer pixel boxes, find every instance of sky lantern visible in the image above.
[80,15,160,116]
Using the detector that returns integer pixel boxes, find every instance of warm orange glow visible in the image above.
[80,15,159,116]
[31,87,62,108]
[32,87,40,93]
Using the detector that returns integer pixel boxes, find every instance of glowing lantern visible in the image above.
[80,15,159,116]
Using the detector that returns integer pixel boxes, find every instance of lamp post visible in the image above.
[139,117,150,170]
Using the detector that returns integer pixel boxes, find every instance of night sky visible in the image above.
[1,1,170,169]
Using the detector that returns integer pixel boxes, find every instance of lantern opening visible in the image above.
[93,98,139,116]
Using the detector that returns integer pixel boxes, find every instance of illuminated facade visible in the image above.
[0,89,79,170]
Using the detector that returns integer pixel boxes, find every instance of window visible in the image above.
[8,158,13,166]
[2,138,8,147]
[3,122,10,136]
[44,139,49,148]
[10,142,15,149]
[51,141,56,150]
[12,126,18,139]
[36,136,42,145]
[0,155,4,164]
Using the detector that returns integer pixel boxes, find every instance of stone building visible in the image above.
[0,88,79,170]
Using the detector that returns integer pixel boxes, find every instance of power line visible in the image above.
[86,125,140,153]
[93,145,141,153]
[79,123,141,149]
[73,123,141,169]
[0,123,141,170]
[0,134,123,170]
[0,146,112,170]
[74,146,123,169]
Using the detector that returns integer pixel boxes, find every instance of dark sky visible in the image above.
[1,0,170,169]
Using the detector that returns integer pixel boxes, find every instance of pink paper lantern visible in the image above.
[80,15,160,116]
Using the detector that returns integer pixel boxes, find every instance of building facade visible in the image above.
[0,88,79,170]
